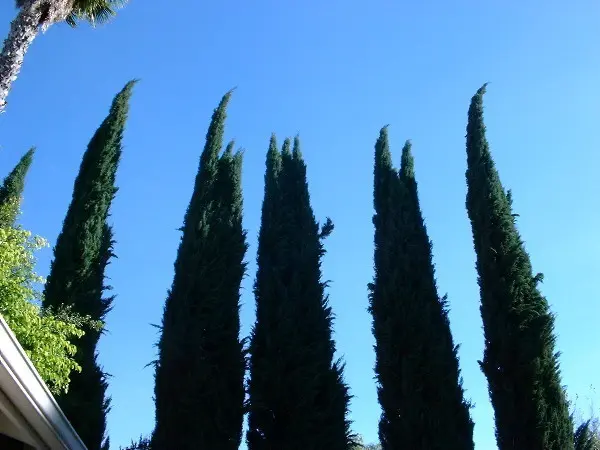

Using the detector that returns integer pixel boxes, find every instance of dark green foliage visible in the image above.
[152,91,247,450]
[465,85,573,450]
[120,436,152,450]
[369,128,474,450]
[574,420,600,450]
[247,134,352,450]
[0,147,34,226]
[43,81,136,450]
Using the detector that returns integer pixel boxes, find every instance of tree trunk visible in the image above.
[0,0,73,114]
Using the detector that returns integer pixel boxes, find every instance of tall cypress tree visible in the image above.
[43,81,136,450]
[0,147,34,226]
[152,91,247,450]
[574,420,600,450]
[247,134,352,450]
[465,85,573,450]
[369,128,474,450]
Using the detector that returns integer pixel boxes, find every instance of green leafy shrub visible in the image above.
[0,201,98,394]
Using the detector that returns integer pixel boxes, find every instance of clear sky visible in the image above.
[1,0,599,448]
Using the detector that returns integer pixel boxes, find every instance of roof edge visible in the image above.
[0,314,87,450]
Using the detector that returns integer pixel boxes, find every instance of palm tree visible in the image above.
[0,0,126,113]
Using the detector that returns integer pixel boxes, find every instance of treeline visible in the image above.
[1,82,596,450]
[0,3,596,449]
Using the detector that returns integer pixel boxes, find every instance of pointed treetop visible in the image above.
[22,146,35,161]
[209,90,234,139]
[231,146,244,173]
[268,134,278,153]
[122,78,140,91]
[373,127,397,218]
[266,133,280,162]
[213,89,233,126]
[375,126,393,171]
[224,140,235,157]
[267,133,281,161]
[466,84,493,166]
[198,91,233,177]
[217,139,243,214]
[0,147,35,219]
[282,138,292,157]
[399,140,415,181]
[90,80,136,136]
[110,79,137,111]
[468,83,489,126]
[265,134,282,185]
[71,81,134,215]
[292,135,303,161]
[86,80,135,160]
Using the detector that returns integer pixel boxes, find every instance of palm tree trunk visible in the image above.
[0,0,73,114]
[0,1,44,113]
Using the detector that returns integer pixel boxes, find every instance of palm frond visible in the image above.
[67,0,127,27]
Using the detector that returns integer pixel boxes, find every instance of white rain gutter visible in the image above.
[0,314,87,450]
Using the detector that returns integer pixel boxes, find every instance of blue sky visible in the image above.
[1,0,600,448]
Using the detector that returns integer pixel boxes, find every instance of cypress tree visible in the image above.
[43,81,136,450]
[152,91,247,450]
[0,147,34,226]
[465,84,573,450]
[574,420,600,450]
[247,134,352,450]
[369,128,474,450]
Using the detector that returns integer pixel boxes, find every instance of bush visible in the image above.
[0,201,98,394]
